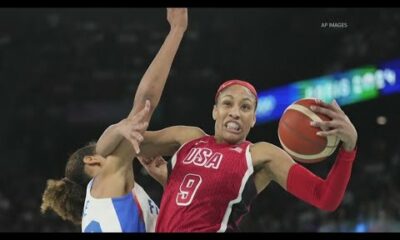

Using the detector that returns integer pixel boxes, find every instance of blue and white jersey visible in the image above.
[81,179,159,232]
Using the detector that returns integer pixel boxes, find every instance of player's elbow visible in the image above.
[320,205,338,212]
[318,200,341,212]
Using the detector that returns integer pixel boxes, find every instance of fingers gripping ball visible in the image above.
[278,98,339,163]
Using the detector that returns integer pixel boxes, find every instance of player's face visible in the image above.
[213,85,257,144]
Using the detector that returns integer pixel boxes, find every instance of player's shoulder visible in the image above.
[182,126,206,136]
[175,125,207,144]
[251,141,273,149]
[250,141,278,163]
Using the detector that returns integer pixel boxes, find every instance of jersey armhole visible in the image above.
[167,160,172,181]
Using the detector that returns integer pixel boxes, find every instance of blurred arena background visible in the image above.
[0,8,400,232]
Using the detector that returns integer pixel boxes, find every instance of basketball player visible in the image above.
[135,79,358,232]
[40,8,188,232]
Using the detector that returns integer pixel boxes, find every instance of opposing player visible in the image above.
[40,8,188,232]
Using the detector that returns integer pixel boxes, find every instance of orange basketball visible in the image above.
[277,98,339,163]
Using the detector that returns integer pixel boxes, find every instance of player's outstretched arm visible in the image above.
[252,100,357,211]
[96,8,188,157]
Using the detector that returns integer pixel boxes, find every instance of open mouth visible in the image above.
[225,121,241,133]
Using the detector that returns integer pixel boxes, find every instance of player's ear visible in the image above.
[212,105,217,120]
[83,155,99,164]
[251,114,256,128]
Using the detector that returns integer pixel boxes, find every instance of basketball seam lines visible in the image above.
[278,103,339,161]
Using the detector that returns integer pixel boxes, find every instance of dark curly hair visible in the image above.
[41,142,96,225]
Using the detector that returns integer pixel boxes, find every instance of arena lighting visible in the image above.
[256,59,400,124]
[376,116,387,125]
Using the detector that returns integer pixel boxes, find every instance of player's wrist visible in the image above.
[342,140,356,152]
[338,145,357,161]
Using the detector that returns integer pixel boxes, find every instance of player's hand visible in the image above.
[167,8,188,31]
[117,100,150,154]
[309,99,357,151]
[137,156,168,187]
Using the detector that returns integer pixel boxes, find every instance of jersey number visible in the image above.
[176,174,202,206]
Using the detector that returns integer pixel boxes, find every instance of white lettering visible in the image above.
[182,147,223,169]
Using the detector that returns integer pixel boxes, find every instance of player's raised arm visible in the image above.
[96,8,188,157]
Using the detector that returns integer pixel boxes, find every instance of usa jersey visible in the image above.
[155,135,257,232]
[82,180,159,232]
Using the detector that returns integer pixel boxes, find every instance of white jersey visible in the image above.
[81,179,159,232]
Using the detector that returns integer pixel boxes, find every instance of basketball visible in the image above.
[277,98,340,163]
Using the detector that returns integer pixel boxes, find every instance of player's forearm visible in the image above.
[129,28,186,118]
[99,28,186,156]
[95,121,124,157]
[286,148,357,211]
